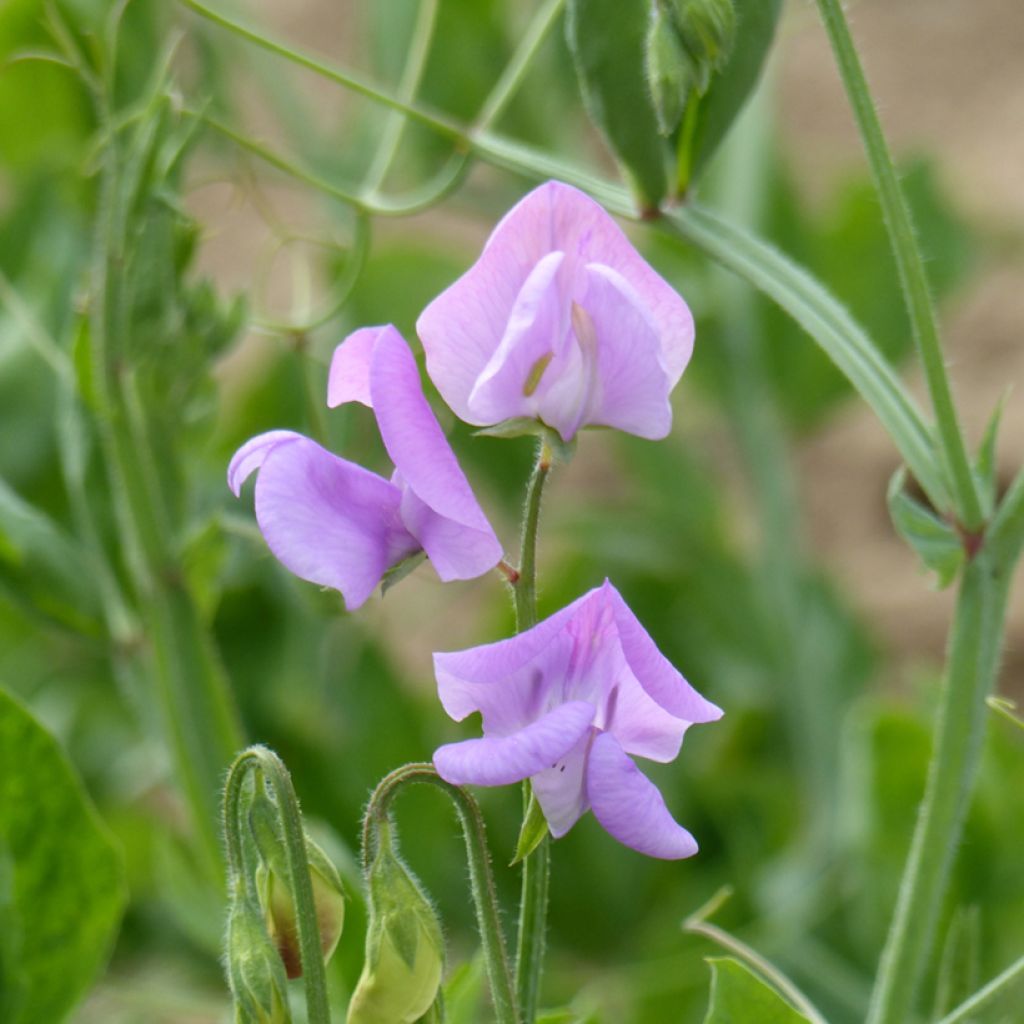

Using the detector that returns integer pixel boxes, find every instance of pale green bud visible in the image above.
[347,833,444,1024]
[646,2,694,136]
[225,893,292,1024]
[668,0,737,94]
[257,836,347,980]
[250,794,346,979]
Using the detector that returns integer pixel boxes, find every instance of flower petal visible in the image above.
[526,182,693,384]
[587,731,698,859]
[327,325,379,409]
[227,429,301,497]
[433,701,595,787]
[531,726,594,837]
[434,589,598,727]
[605,581,723,724]
[467,250,566,424]
[241,432,418,609]
[369,326,502,578]
[581,264,673,439]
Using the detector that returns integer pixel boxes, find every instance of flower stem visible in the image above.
[813,0,981,530]
[935,951,1024,1024]
[362,763,520,1024]
[511,440,554,1023]
[90,90,244,879]
[866,550,1011,1024]
[512,439,552,632]
[224,747,332,1024]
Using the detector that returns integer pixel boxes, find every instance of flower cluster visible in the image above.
[230,181,720,858]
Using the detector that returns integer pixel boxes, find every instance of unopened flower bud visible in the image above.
[667,0,736,95]
[347,829,444,1024]
[225,893,292,1024]
[646,2,694,136]
[257,834,347,980]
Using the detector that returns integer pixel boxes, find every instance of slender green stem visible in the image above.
[515,835,550,1024]
[866,550,1011,1024]
[362,763,520,1024]
[178,0,465,141]
[89,99,244,877]
[362,0,439,195]
[512,440,552,632]
[684,890,830,1024]
[935,951,1024,1024]
[473,0,567,133]
[814,0,981,528]
[224,748,332,1024]
[510,440,554,1023]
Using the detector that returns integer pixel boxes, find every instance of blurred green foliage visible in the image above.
[0,2,1021,1023]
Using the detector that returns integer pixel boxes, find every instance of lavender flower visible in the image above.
[228,325,502,610]
[416,181,694,443]
[432,580,721,859]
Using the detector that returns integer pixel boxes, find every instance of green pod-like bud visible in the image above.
[251,793,347,979]
[347,828,444,1024]
[667,0,737,94]
[225,892,292,1024]
[646,2,694,135]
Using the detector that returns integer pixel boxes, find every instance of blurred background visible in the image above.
[1,1,1022,1021]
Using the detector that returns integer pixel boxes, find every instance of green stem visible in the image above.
[224,747,332,1024]
[684,890,830,1024]
[90,90,244,879]
[814,0,981,529]
[511,441,553,1023]
[362,0,439,195]
[179,0,465,142]
[515,835,550,1024]
[362,763,520,1024]
[935,951,1024,1024]
[866,550,1011,1024]
[472,0,567,133]
[512,439,552,632]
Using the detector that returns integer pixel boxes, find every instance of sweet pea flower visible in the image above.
[432,580,721,859]
[228,325,502,610]
[416,180,694,443]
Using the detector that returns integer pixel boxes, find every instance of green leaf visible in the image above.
[0,475,102,633]
[566,0,668,210]
[684,0,783,188]
[887,467,964,589]
[975,392,1007,518]
[510,790,549,866]
[702,958,811,1023]
[0,688,126,1024]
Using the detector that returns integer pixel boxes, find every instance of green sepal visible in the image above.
[887,467,964,589]
[381,551,427,596]
[510,790,549,866]
[473,420,577,465]
[702,958,811,1023]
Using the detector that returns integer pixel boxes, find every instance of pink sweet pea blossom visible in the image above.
[228,325,502,610]
[432,580,721,859]
[416,181,694,443]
